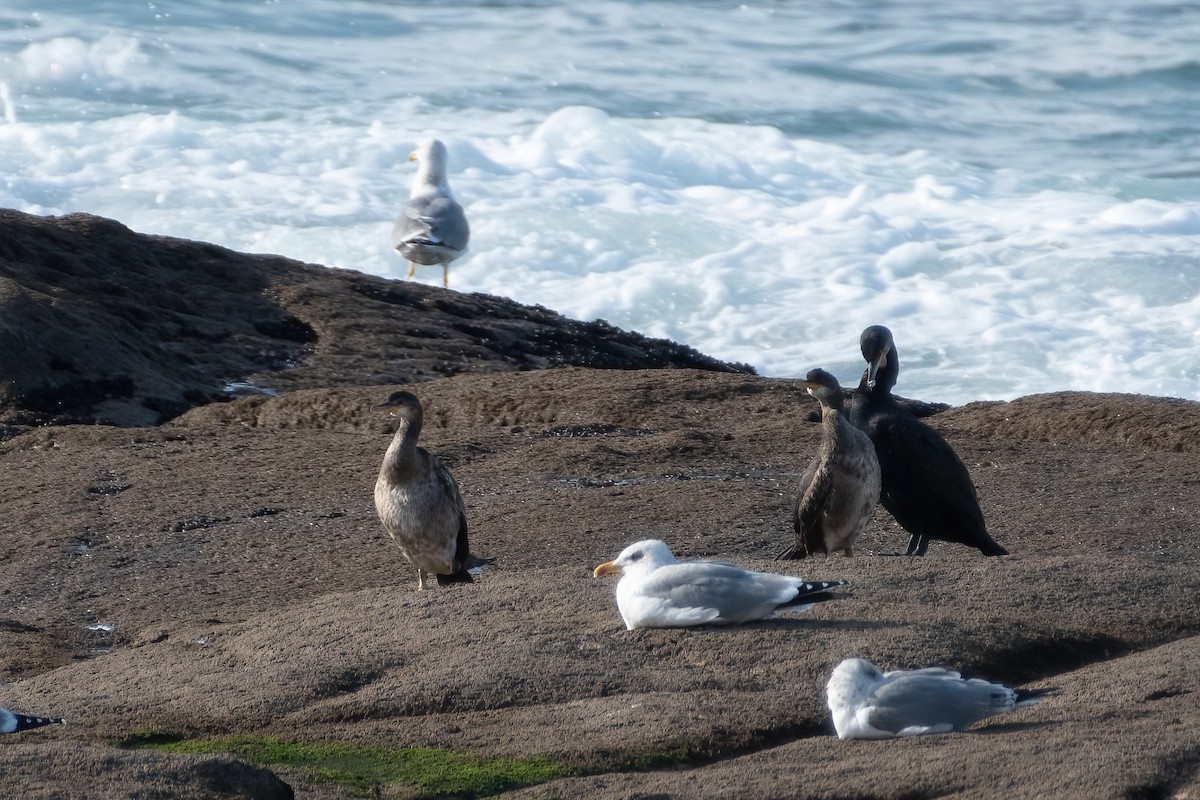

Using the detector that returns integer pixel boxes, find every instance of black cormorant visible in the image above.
[851,325,1008,556]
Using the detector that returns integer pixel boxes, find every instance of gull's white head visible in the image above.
[593,539,677,579]
[408,137,452,192]
[410,137,448,167]
[827,657,890,740]
[828,657,883,705]
[831,657,883,683]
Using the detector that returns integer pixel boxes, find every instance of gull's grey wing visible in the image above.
[393,194,470,252]
[866,672,1014,734]
[639,562,797,618]
[885,666,962,679]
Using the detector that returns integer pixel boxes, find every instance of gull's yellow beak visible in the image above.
[593,560,621,578]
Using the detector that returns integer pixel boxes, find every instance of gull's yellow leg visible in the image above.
[406,261,416,280]
[442,264,449,288]
[417,569,427,591]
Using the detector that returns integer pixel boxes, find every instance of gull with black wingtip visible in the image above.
[594,539,847,630]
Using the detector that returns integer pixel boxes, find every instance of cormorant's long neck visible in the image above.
[382,417,422,480]
[856,344,900,404]
[851,349,896,430]
[820,395,849,446]
[876,344,900,396]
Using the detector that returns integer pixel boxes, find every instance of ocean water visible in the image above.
[1,1,1198,404]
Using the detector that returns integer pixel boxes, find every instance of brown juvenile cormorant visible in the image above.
[778,368,881,559]
[392,138,470,288]
[850,325,1008,556]
[373,390,474,589]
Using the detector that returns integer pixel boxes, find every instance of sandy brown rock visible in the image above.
[2,367,1199,798]
[941,391,1200,453]
[508,635,1200,800]
[2,204,1197,800]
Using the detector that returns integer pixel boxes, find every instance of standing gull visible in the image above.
[2,707,65,734]
[593,539,847,630]
[827,657,1041,739]
[374,390,474,590]
[851,325,1008,556]
[392,138,470,288]
[778,368,880,559]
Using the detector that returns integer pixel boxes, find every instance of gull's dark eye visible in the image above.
[628,550,643,562]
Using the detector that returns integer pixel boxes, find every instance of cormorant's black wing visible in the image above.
[787,455,833,558]
[432,456,474,585]
[868,411,1006,556]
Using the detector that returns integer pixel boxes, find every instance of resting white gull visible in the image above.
[592,539,847,630]
[1,707,66,733]
[392,138,470,288]
[827,657,1042,739]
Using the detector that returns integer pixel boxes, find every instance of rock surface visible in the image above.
[1,212,1198,799]
[0,209,747,428]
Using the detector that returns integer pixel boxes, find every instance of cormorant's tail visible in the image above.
[437,517,476,585]
[910,532,1009,557]
[775,543,809,561]
[436,568,473,586]
[978,538,1009,557]
[454,517,470,567]
[777,527,820,559]
[436,517,499,585]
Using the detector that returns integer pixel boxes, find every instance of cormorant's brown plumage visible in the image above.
[850,325,1008,557]
[778,368,881,559]
[373,390,474,589]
